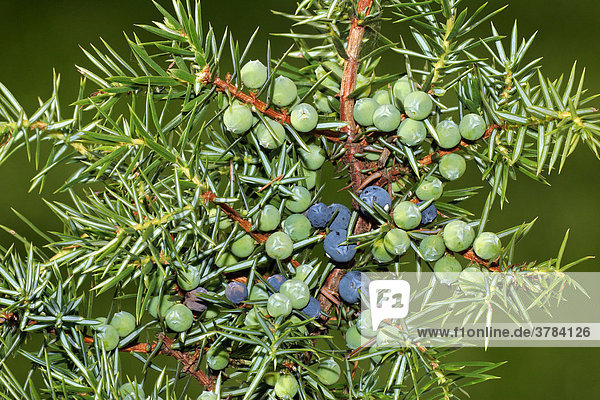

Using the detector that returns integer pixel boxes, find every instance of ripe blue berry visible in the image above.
[384,228,410,256]
[418,201,437,225]
[110,311,136,337]
[372,239,394,263]
[285,185,312,213]
[273,76,297,107]
[225,281,248,304]
[291,103,318,132]
[403,91,433,120]
[353,98,380,126]
[306,202,333,229]
[280,279,310,309]
[265,232,294,260]
[316,358,341,385]
[267,293,292,317]
[241,60,267,89]
[419,235,446,262]
[328,204,351,230]
[282,214,311,241]
[184,287,209,313]
[298,143,326,170]
[373,104,402,132]
[416,176,443,201]
[165,304,194,332]
[267,274,287,293]
[258,204,281,232]
[254,119,286,149]
[97,324,119,351]
[177,266,201,292]
[393,201,422,230]
[397,118,427,146]
[473,232,501,260]
[459,113,486,141]
[436,119,461,148]
[338,270,363,303]
[148,295,176,318]
[223,104,253,134]
[439,153,466,181]
[360,185,392,213]
[324,230,356,263]
[434,255,462,284]
[393,76,412,104]
[207,347,229,370]
[274,375,299,399]
[231,234,256,258]
[301,297,321,319]
[372,89,392,105]
[442,220,475,252]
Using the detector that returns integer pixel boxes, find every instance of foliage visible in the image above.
[0,0,597,399]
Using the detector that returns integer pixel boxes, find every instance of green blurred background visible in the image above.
[0,0,598,398]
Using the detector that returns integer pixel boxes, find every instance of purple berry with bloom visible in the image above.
[225,282,248,305]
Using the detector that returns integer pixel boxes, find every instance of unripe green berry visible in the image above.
[207,347,229,370]
[393,76,412,104]
[97,325,120,351]
[223,104,253,134]
[393,201,422,230]
[267,293,292,317]
[459,266,487,293]
[295,264,314,283]
[473,232,502,260]
[110,311,136,337]
[231,234,256,258]
[397,118,427,146]
[373,104,402,132]
[459,113,486,141]
[282,214,311,242]
[314,91,333,113]
[372,239,394,263]
[357,309,377,337]
[254,119,286,149]
[208,208,233,230]
[215,252,237,268]
[316,358,341,385]
[298,143,326,170]
[355,73,371,97]
[165,304,194,332]
[258,204,281,232]
[435,119,461,148]
[273,76,297,107]
[280,279,310,309]
[264,372,280,387]
[301,167,317,190]
[434,255,462,284]
[197,391,218,400]
[439,153,466,181]
[265,232,294,260]
[177,266,202,291]
[290,103,318,132]
[403,91,433,120]
[249,285,269,301]
[148,295,177,318]
[241,60,267,89]
[443,220,475,252]
[416,176,443,201]
[285,185,311,213]
[119,382,145,399]
[419,235,446,262]
[274,375,299,399]
[372,89,392,105]
[384,228,410,256]
[353,98,379,126]
[345,325,363,349]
